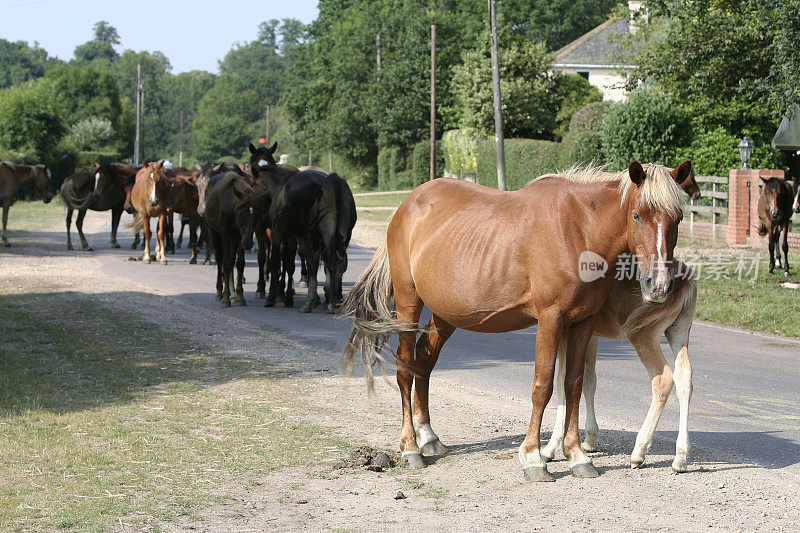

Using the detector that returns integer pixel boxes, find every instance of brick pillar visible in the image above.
[726,169,785,247]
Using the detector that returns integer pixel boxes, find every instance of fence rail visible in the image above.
[683,175,727,243]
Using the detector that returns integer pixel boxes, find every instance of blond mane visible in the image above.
[533,163,684,217]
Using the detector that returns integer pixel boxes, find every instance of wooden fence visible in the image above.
[683,175,728,245]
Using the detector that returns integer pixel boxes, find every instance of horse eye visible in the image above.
[633,211,641,222]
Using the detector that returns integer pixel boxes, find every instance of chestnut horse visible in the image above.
[341,161,691,481]
[130,161,172,264]
[0,161,53,246]
[758,177,796,276]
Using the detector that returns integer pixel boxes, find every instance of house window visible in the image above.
[577,71,590,80]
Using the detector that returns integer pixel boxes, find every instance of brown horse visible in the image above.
[758,177,795,276]
[130,161,172,264]
[0,161,53,246]
[168,175,202,264]
[204,172,257,306]
[60,163,138,250]
[341,160,691,481]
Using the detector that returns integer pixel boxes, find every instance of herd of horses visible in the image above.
[55,143,356,313]
[2,153,799,482]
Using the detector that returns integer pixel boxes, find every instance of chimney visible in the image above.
[628,1,649,34]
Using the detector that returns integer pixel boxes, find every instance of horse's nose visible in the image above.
[93,190,103,199]
[770,209,779,219]
[43,193,53,204]
[150,199,159,207]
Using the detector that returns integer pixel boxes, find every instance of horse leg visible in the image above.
[1,200,10,247]
[65,207,74,250]
[220,237,233,307]
[212,231,224,300]
[265,232,283,307]
[412,313,455,457]
[581,337,600,452]
[157,214,167,264]
[233,246,246,306]
[781,224,790,277]
[393,275,425,468]
[298,246,309,287]
[518,309,563,482]
[176,217,185,248]
[768,223,776,273]
[203,223,212,265]
[165,212,175,254]
[540,337,570,462]
[562,318,600,477]
[131,230,140,249]
[298,237,320,312]
[188,218,198,264]
[76,209,92,251]
[665,295,695,473]
[282,237,297,307]
[143,216,153,263]
[109,207,122,248]
[255,224,267,298]
[628,332,674,469]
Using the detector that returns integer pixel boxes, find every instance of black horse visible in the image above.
[249,142,356,313]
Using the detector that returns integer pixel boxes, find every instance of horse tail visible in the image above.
[757,219,768,237]
[622,266,697,338]
[125,212,143,234]
[338,241,422,392]
[61,178,93,210]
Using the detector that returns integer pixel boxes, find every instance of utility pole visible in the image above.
[178,110,184,167]
[328,150,333,173]
[266,105,270,146]
[134,63,142,165]
[489,0,507,190]
[308,150,312,166]
[430,25,437,182]
[376,33,381,72]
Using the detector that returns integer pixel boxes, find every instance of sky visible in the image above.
[0,0,320,73]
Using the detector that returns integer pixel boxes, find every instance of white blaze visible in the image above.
[94,172,101,192]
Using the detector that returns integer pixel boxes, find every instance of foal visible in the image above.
[0,161,53,246]
[758,177,795,276]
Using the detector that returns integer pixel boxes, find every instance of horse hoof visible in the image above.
[3,242,10,248]
[523,466,555,482]
[421,439,448,456]
[110,242,120,249]
[215,294,222,301]
[233,300,246,307]
[284,298,294,308]
[221,301,231,308]
[671,460,687,474]
[264,298,276,307]
[630,459,644,469]
[298,281,308,288]
[581,442,597,453]
[67,244,73,250]
[571,463,599,478]
[255,291,265,299]
[784,271,790,278]
[83,246,93,252]
[143,257,152,264]
[300,303,313,313]
[402,453,426,469]
[189,258,197,265]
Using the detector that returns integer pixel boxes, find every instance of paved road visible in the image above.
[74,215,800,474]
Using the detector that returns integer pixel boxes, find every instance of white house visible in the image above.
[550,2,645,102]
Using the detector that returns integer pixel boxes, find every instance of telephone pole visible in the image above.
[266,105,270,146]
[430,25,437,182]
[178,110,184,167]
[134,64,142,165]
[489,0,507,190]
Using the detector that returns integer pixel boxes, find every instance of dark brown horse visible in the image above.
[204,172,257,306]
[60,163,138,250]
[168,175,202,264]
[341,160,691,481]
[130,161,172,264]
[0,161,53,246]
[758,177,795,276]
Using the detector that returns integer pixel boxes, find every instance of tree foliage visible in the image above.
[0,39,56,89]
[74,20,121,64]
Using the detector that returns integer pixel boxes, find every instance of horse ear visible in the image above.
[233,187,243,199]
[269,142,277,154]
[760,177,770,184]
[249,143,257,154]
[671,159,693,184]
[95,163,100,168]
[628,161,645,187]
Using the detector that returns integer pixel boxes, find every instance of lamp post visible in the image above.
[738,137,753,169]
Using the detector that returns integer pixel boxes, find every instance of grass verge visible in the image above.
[4,197,66,234]
[0,292,350,531]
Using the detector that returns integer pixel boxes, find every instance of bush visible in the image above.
[410,140,445,186]
[442,128,482,177]
[475,138,569,190]
[377,145,412,190]
[67,116,115,151]
[552,74,603,138]
[569,101,613,134]
[601,86,691,171]
[562,129,605,167]
[0,78,63,159]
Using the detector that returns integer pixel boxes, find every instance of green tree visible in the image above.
[74,21,121,64]
[45,64,122,128]
[551,74,603,138]
[0,39,58,89]
[450,40,557,139]
[0,78,64,158]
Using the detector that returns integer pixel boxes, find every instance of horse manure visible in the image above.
[332,446,397,472]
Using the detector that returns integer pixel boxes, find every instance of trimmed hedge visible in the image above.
[475,138,570,190]
[378,141,444,190]
[76,150,121,171]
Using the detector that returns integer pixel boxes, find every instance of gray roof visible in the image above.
[772,104,800,150]
[552,18,638,68]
